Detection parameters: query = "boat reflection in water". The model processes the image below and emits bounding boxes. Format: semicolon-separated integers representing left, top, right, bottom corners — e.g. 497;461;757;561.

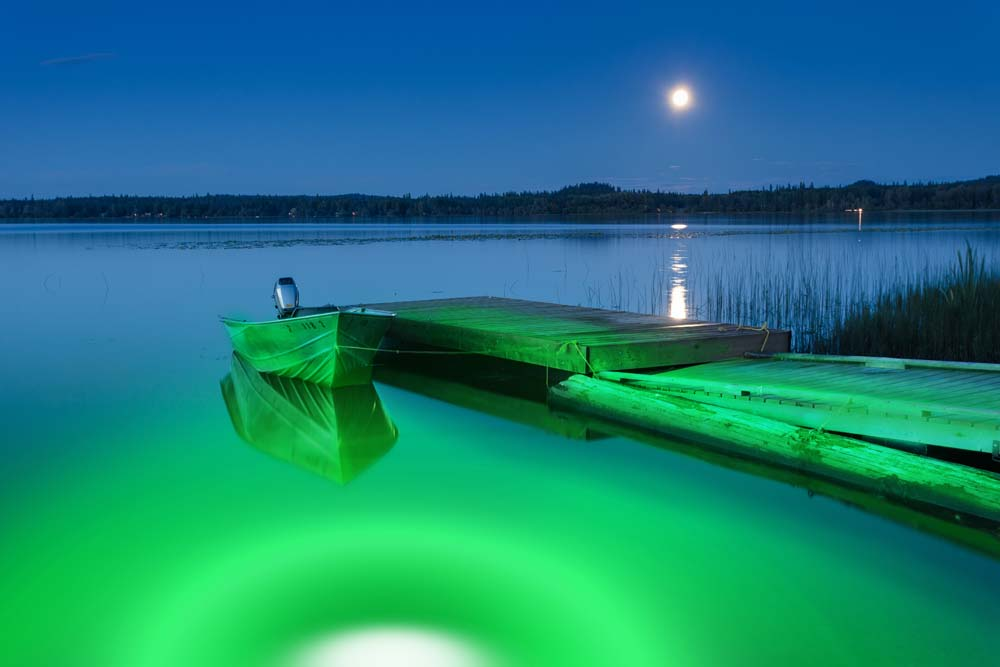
220;352;398;484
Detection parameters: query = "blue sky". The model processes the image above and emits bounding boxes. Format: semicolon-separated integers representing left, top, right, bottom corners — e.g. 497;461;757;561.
2;1;998;197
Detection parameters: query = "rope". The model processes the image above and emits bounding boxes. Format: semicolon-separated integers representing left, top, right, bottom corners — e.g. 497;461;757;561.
341;340;598;375
735;322;771;352
341;340;597;378
344;340;596;376
558;340;597;375
337;344;488;356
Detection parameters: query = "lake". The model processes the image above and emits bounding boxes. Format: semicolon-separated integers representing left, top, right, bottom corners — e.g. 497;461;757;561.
3;215;1000;666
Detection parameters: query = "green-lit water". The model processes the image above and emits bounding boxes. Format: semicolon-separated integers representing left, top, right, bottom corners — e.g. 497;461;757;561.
3;219;1000;666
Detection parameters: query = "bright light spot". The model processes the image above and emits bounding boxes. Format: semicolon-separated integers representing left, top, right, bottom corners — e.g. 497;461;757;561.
668;250;688;320
669;284;687;320
670;223;687;230
669;87;691;110
289;626;498;667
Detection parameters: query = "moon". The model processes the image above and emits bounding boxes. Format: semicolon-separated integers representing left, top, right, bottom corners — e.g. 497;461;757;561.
670;87;691;110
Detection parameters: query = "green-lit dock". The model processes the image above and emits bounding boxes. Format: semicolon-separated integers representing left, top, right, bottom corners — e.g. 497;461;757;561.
599;353;1000;456
549;352;1000;524
371;296;790;373
358;296;1000;526
550;372;1000;524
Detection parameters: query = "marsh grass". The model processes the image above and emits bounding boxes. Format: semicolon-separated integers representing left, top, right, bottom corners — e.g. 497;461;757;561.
817;245;1000;361
583;267;671;317
584;243;999;362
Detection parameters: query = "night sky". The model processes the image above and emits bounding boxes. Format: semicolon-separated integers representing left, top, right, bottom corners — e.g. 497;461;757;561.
2;1;998;197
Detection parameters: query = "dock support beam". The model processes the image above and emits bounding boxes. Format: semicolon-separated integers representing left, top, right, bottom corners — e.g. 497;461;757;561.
550;375;1000;522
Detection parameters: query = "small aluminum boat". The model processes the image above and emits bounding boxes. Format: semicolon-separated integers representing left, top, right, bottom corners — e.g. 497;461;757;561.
220;277;394;388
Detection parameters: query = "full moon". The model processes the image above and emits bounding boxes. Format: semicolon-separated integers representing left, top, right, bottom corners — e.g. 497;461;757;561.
670;87;691;109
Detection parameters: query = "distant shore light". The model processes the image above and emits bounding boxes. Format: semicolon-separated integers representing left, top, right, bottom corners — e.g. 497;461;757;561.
669;87;691;110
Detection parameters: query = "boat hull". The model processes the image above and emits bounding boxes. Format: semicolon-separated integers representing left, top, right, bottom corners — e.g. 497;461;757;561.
221;352;397;484
221;308;393;388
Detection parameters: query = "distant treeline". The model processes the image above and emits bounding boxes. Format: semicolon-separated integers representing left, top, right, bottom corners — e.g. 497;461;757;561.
4;177;1000;219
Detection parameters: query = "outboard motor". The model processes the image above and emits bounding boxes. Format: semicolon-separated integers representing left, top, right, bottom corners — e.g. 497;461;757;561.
273;277;299;318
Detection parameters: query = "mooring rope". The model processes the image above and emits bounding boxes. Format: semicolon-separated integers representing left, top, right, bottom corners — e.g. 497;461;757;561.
337;344;489;356
339;340;599;376
557;340;597;375
735;323;771;352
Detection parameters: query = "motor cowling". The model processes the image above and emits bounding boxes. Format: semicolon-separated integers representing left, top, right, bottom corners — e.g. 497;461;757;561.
273;277;299;318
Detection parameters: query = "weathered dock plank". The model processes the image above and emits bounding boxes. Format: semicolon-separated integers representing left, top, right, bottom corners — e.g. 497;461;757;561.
549;374;1000;522
599;355;1000;455
550;402;1000;560
370;296;790;373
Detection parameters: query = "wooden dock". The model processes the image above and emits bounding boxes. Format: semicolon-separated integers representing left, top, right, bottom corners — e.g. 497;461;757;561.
550;374;1000;523
370;296;790;373
368;343;1000;556
550;401;1000;560
599;353;1000;456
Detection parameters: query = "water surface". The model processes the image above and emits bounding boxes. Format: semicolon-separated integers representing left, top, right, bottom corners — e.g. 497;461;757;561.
3;216;1000;666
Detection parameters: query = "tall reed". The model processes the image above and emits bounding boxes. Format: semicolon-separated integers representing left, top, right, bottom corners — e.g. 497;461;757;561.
583;243;1000;362
816;245;1000;361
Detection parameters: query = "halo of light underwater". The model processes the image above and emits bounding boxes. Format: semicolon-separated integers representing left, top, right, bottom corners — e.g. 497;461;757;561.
289;626;494;667
5;225;1000;667
5;375;1000;667
116;515;668;667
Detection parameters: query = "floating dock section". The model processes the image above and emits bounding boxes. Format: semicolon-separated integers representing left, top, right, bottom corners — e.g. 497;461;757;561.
360;296;1000;524
371;296;790;373
599;353;1000;456
550;374;1000;523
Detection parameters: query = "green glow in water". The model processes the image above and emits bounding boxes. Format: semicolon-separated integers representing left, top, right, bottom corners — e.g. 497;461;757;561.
3;223;1000;666
5;379;1000;666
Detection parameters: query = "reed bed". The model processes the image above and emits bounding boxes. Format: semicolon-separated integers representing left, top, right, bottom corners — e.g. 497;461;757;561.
584;242;1000;362
818;246;1000;361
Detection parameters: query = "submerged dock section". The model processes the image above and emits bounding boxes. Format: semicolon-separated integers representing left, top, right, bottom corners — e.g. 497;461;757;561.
371;296;790;373
357;296;1000;525
550;374;1000;523
599;353;1000;456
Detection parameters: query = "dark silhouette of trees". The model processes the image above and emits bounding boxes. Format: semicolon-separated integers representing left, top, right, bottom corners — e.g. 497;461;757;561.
3;176;1000;219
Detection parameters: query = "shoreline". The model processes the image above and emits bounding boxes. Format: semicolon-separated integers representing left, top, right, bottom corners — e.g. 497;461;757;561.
4;177;999;221
3;209;1000;224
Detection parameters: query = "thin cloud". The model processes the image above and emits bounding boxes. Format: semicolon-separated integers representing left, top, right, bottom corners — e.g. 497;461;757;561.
41;52;116;66
660;181;709;193
593;174;715;193
594;176;659;187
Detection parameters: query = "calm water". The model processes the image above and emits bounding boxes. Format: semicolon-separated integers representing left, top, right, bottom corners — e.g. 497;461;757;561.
3;216;1000;666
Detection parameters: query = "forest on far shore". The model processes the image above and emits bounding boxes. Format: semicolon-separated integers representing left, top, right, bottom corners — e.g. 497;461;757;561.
3;176;1000;219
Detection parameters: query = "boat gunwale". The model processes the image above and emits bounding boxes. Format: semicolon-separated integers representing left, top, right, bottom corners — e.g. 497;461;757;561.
220;306;395;327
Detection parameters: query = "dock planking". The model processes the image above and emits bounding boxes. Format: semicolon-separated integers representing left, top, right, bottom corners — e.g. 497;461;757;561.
599;354;1000;456
550;374;1000;523
369;296;790;373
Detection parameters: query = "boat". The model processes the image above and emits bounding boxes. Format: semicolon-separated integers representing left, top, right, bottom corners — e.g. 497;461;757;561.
220;277;395;388
221;351;398;484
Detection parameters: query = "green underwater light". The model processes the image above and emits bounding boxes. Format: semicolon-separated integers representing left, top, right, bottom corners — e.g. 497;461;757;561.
116;514;668;667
